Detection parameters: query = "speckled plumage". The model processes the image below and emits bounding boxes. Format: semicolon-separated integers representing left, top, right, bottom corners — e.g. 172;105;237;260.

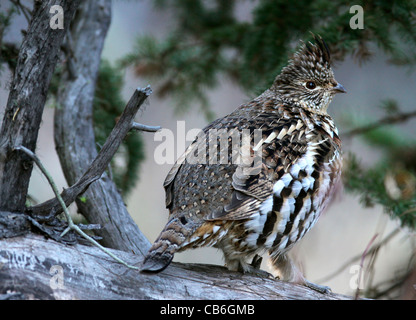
142;35;345;291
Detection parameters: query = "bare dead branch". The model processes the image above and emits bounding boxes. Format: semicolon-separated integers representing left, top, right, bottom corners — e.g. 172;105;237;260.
15;146;138;270
0;0;81;213
131;122;161;132
26;0;151;255
0;234;355;300
29;86;153;221
355;233;378;299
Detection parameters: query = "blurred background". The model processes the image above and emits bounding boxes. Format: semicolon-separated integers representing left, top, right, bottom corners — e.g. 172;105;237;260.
1;0;415;299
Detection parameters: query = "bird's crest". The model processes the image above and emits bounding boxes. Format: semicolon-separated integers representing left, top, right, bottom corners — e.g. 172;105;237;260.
274;34;334;86
294;34;331;68
305;34;331;64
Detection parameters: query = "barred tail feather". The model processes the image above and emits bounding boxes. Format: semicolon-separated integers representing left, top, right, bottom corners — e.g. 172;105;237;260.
141;245;174;272
141;218;188;272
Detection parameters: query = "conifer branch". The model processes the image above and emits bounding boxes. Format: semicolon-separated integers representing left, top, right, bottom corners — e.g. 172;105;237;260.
343;110;416;138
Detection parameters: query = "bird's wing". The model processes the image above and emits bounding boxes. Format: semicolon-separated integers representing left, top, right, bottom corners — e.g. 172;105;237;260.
163;117;224;208
205;116;310;221
163;140;197;208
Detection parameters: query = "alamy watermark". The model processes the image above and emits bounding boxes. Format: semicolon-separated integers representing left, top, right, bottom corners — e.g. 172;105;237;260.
49;4;364;31
49;265;65;290
49;5;64;29
350;5;364;30
349;264;365;290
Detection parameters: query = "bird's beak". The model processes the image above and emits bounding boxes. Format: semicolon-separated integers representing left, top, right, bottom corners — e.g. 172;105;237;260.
332;82;347;94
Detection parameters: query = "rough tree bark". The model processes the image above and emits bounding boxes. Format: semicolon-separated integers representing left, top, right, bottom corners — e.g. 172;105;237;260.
0;1;355;300
0;234;353;300
0;0;81;213
51;0;150;254
27;86;154;249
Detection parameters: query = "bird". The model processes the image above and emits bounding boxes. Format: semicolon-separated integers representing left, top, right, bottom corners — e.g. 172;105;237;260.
141;35;346;293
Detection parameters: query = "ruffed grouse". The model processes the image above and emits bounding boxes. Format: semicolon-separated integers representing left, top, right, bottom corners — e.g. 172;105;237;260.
141;35;346;293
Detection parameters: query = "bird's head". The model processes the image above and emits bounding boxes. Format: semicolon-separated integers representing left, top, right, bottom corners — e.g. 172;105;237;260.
272;35;346;113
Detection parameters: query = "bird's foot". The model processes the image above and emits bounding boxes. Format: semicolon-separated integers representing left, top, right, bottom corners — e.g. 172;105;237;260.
250;254;263;269
239;263;275;280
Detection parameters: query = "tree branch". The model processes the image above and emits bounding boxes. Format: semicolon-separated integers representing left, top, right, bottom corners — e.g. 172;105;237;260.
342;110;416;138
0;234;354;300
29;86;153;221
50;0;150;255
131;122;161;132
16;146;138;270
0;0;81;213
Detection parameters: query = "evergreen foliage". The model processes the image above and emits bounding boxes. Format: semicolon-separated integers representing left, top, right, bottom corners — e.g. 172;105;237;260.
122;0;416;106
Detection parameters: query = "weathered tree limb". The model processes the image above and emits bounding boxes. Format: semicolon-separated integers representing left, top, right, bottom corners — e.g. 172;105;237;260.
0;0;81;213
0;212;30;239
131;122;161;132
0;233;353;300
29;86;152;223
51;0;150;254
17;145;139;270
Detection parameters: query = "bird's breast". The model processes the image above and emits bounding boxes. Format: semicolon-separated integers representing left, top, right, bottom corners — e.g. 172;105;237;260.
230;134;342;255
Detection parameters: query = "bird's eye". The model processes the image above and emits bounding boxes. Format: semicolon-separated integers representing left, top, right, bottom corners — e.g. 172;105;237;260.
305;81;316;90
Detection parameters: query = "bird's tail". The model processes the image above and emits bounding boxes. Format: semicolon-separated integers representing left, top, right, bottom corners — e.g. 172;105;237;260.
141;243;174;272
141;218;189;272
